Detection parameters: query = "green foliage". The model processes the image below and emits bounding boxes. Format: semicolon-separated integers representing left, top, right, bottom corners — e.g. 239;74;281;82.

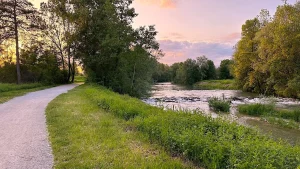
0;83;54;103
206;60;217;80
262;116;300;129
233;3;300;98
276;109;300;122
218;59;234;80
81;84;300;169
74;76;86;83
171;56;217;85
238;104;276;116
50;0;162;98
0;62;17;83
0;83;44;93
239;104;300;129
194;80;238;90
152;62;171;82
46;85;191;168
208;97;231;113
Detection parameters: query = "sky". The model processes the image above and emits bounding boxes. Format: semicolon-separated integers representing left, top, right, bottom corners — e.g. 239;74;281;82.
30;0;296;66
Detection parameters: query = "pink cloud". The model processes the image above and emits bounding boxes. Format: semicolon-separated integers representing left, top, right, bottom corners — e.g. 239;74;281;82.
221;32;241;43
159;51;187;64
158;40;234;66
137;0;177;8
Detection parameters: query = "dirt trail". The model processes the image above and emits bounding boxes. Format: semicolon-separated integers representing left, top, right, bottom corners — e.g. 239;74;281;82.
0;84;78;169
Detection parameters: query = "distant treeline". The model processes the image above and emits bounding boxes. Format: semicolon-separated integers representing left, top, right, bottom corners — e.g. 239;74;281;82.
233;2;300;98
153;57;233;85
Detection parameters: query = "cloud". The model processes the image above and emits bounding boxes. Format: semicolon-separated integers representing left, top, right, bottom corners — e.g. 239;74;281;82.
137;0;177;8
162;32;185;40
158;40;234;66
221;32;241;44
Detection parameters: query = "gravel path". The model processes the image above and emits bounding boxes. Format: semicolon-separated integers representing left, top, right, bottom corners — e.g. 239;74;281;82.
0;84;78;169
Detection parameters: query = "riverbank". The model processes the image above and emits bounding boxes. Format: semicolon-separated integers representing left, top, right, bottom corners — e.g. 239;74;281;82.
194;80;238;90
46;84;195;168
46;84;300;168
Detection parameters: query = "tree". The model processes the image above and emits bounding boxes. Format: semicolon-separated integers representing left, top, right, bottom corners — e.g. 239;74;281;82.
219;59;233;80
40;2;76;83
0;0;39;84
152;62;171;83
233;2;300;98
205;60;217;80
233;18;261;90
48;0;162;97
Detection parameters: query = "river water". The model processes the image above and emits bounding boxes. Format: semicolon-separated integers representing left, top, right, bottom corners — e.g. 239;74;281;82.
144;82;300;145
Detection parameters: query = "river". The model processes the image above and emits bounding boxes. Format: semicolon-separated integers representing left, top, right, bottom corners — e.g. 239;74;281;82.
144;82;300;145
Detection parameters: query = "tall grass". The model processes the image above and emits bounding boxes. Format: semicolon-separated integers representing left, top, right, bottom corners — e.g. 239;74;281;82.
238;104;276;116
46;85;192;168
238;104;300;122
277;109;300;122
84;84;300;169
208;97;231;113
0;83;44;93
194;80;238;90
238;104;300;129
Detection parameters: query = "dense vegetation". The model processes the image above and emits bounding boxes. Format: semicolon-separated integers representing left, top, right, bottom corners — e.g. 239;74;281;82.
208;98;231;113
46;85;194;168
67;84;300;169
233;3;300;98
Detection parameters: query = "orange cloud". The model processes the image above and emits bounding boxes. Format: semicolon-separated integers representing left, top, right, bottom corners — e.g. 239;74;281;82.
137;0;177;8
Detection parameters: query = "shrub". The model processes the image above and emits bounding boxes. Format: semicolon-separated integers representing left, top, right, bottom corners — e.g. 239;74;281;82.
238;104;275;116
208;97;231;113
277;109;300;122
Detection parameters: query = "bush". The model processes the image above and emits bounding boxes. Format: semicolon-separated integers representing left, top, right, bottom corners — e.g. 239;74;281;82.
208;98;231;113
238;104;276;116
83;84;300;169
277;109;300;122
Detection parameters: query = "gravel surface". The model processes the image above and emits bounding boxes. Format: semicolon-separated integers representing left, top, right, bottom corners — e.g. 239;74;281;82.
0;84;78;169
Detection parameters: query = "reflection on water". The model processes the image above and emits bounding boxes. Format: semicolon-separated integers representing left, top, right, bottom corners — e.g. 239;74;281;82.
144;82;300;145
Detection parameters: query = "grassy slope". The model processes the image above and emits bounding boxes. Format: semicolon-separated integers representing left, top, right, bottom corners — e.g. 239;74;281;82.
46;85;195;169
47;84;300;169
0;83;55;103
194;80;238;90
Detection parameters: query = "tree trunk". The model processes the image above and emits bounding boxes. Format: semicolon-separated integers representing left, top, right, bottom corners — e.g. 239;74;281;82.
71;56;75;83
131;62;137;91
67;46;71;83
67;23;71;83
13;0;21;84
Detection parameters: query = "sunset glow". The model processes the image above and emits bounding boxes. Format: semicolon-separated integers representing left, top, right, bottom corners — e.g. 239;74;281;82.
30;0;295;66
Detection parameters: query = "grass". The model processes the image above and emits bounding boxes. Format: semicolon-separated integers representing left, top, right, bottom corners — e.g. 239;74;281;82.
194;79;238;90
74;75;86;83
238;104;276;116
47;84;300;169
238;104;300;129
46;85;196;169
0;83;55;103
208;97;231;113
